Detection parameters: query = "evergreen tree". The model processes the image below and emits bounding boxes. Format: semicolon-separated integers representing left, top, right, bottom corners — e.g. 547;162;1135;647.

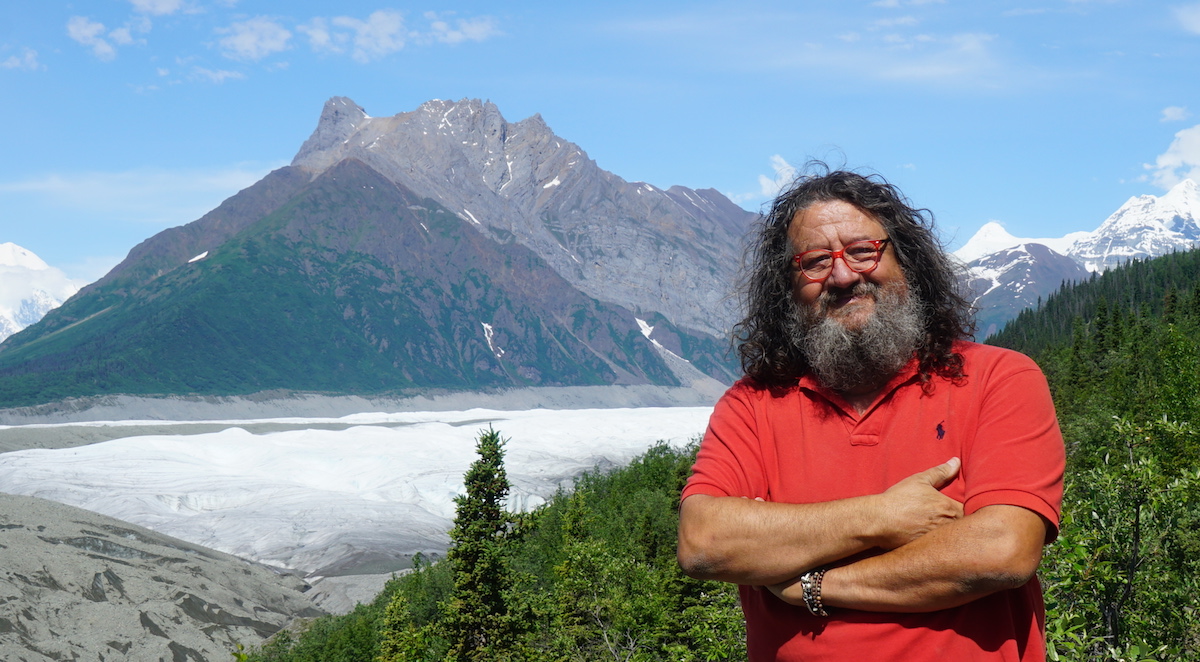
443;426;519;661
1163;286;1179;325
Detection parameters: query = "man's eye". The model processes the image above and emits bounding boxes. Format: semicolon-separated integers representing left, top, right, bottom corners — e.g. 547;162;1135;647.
846;247;877;258
801;254;831;270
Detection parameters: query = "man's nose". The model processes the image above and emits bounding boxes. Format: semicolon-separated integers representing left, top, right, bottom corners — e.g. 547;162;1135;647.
824;254;863;288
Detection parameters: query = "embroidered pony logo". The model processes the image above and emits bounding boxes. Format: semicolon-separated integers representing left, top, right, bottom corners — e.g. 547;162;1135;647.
936;422;946;440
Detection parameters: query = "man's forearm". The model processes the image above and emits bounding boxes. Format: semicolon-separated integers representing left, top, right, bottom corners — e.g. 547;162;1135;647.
678;458;965;586
678;493;886;586
770;504;1047;613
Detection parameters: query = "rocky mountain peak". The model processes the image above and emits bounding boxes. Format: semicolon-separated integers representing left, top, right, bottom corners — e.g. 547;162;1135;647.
286;97;756;336
291;97;370;171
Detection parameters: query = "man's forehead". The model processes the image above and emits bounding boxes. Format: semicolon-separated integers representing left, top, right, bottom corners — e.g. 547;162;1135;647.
787;200;886;246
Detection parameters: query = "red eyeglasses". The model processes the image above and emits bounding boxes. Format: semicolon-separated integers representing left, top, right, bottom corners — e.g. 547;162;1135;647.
792;238;891;282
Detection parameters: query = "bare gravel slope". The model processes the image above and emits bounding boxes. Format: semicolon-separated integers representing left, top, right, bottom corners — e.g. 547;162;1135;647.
0;493;324;662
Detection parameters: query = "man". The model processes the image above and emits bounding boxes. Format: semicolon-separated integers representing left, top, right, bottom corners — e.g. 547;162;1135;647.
677;168;1065;661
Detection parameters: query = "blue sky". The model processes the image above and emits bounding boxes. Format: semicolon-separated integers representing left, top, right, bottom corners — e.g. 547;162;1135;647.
2;1;1199;283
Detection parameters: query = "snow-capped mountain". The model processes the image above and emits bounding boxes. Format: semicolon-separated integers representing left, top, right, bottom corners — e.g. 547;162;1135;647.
0;243;80;342
956;179;1200;336
954;222;1089;264
1070;178;1200;272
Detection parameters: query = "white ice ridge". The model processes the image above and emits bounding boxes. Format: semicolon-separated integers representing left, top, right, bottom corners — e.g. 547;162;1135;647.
0;407;712;574
542;176;561;189
462;208;481;225
188;251;209;263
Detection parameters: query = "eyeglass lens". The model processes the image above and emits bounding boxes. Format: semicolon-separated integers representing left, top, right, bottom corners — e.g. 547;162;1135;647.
796;240;886;278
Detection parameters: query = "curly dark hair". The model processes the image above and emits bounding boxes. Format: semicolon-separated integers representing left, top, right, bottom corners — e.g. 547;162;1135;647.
735;164;975;388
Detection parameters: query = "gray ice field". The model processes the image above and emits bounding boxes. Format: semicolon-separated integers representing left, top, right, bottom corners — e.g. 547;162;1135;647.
0;385;719;612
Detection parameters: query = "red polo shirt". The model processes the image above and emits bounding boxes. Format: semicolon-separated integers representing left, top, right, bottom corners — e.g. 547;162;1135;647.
684;341;1065;661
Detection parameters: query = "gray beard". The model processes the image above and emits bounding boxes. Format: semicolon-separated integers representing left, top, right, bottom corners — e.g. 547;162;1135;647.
788;281;925;394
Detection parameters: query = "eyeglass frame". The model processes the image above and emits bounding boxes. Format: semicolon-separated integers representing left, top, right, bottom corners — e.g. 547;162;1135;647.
791;238;892;283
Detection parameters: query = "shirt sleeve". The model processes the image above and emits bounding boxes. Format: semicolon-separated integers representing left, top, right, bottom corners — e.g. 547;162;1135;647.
682;382;771;501
961;350;1066;543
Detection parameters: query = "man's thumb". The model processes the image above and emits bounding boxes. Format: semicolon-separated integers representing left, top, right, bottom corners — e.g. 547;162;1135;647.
927;457;961;486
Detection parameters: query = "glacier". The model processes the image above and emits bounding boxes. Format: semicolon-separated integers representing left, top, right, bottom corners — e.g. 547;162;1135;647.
0;406;712;578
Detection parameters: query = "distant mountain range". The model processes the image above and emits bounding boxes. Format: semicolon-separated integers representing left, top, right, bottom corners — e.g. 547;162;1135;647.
5;98;1197;394
0;98;752;407
956;178;1200;337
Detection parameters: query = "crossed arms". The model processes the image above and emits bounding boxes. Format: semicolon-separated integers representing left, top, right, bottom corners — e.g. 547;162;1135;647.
676;457;1050;613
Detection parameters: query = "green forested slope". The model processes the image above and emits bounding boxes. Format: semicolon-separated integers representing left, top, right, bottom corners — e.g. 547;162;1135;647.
0;159;741;407
989;247;1200;356
991;251;1200;660
238;436;743;662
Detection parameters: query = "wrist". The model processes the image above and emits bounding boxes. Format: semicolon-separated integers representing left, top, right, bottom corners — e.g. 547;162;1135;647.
799;568;829;617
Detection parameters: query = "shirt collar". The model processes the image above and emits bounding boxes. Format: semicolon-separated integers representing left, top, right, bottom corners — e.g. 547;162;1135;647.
797;355;922;416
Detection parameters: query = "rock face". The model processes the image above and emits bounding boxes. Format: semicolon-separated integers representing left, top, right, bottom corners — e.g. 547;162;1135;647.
0;493;323;662
0;99;745;407
963;243;1090;338
290;97;756;337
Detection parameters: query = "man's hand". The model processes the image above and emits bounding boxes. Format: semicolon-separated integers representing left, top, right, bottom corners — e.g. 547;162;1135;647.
678;458;966;586
869;457;964;549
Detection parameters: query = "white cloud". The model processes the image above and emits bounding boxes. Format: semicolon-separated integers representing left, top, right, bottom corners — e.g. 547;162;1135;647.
1146;124;1200;188
67;16;117;61
865;32;998;81
332;10;407;63
130;0;184;15
422;12;500;45
757;155;798;198
1177;4;1200;34
298;11;498;61
297;17;342;53
192;67;245;83
110;26;135;46
216;17;292;61
67;15;151;60
1162;106;1191;122
1;48;41;71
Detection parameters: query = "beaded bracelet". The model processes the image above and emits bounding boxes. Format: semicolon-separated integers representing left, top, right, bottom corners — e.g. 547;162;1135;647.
799;568;828;617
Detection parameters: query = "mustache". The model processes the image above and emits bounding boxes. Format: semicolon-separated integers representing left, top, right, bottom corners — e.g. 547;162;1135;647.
814;281;881;313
